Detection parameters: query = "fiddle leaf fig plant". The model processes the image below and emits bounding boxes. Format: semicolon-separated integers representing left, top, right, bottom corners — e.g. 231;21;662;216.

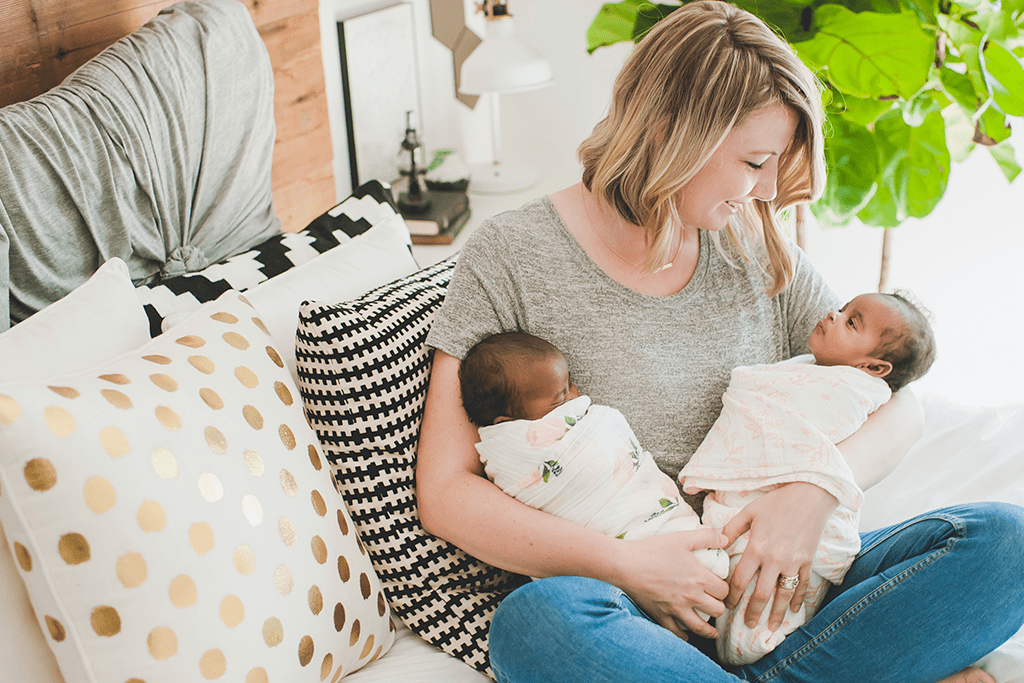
586;0;1024;234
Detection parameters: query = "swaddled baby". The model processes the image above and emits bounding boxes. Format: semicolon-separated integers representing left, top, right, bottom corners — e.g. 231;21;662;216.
680;291;937;666
459;331;730;587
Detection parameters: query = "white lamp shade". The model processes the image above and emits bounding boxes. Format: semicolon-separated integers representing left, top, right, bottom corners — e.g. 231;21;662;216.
460;17;553;95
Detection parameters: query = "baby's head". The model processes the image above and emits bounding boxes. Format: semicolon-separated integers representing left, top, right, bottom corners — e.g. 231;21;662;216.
809;292;936;392
459;332;580;426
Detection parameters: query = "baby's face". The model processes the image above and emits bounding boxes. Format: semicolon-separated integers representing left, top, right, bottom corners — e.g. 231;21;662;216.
809;293;902;368
519;354;580;421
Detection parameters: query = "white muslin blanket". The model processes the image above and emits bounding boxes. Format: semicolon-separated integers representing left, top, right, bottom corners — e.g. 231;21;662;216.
476;396;729;579
679;356;891;666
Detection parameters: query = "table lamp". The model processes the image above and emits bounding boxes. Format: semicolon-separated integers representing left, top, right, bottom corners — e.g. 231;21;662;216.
459;1;553;194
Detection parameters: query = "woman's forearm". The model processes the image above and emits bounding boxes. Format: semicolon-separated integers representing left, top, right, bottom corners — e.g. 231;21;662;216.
837;388;923;490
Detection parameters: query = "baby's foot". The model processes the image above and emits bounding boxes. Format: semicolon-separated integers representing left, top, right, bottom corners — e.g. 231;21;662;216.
934;666;995;683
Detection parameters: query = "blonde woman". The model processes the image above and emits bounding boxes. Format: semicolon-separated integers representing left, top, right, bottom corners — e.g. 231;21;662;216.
416;2;1024;681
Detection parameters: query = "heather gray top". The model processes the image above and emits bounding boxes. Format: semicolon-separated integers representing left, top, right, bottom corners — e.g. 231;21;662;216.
427;196;841;478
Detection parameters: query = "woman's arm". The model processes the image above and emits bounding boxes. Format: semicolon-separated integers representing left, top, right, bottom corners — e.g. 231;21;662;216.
839;387;923;491
416;350;730;638
722;387;924;630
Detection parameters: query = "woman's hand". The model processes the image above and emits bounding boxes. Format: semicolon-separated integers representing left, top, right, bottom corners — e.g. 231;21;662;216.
722;482;838;630
612;529;731;640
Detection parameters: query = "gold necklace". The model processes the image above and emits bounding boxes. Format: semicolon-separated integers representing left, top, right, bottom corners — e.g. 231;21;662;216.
580;185;678;274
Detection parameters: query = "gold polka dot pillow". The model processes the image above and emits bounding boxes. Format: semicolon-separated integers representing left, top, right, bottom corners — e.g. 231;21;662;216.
0;291;394;683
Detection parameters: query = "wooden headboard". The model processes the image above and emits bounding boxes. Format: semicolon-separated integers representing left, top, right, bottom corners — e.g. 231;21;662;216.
0;0;335;233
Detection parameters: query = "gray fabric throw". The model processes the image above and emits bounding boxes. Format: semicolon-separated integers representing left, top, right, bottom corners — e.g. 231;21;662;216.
0;0;281;331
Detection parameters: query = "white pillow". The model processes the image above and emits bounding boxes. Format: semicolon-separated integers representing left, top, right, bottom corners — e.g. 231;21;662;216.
0;258;151;382
241;214;419;386
0;291;395;683
0;256;150;683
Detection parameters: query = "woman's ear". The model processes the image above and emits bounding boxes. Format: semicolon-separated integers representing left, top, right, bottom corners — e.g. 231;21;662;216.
493;415;513;424
858;358;893;378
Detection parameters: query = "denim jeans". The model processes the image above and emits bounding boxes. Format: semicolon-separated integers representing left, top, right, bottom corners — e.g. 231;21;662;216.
488;502;1024;683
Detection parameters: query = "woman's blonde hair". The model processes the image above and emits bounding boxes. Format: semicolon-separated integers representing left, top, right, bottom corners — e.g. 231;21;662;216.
578;0;826;295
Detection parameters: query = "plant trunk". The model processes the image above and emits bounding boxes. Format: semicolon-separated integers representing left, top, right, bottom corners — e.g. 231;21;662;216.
795;203;807;251
878;228;893;292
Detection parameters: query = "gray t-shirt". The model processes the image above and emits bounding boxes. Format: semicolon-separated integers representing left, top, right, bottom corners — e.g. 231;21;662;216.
427;196;841;478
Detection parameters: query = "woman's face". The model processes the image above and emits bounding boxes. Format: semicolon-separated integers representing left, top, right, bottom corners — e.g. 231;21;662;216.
677;103;798;232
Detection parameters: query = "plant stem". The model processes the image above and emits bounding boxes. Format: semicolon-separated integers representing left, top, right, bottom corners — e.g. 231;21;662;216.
878;228;893;292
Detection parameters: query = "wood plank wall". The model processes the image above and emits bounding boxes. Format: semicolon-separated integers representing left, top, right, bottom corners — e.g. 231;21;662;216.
0;0;335;233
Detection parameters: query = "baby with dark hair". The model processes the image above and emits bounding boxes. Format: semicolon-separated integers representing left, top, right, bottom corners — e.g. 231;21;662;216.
460;330;731;589
682;290;936;665
806;291;936;393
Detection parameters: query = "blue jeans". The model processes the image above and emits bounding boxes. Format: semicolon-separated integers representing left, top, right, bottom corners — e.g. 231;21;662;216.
489;502;1024;683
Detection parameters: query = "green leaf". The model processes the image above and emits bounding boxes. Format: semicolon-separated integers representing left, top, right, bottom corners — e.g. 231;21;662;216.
587;0;643;54
874;109;951;219
960;44;993;104
815;114;879;225
941;102;977;161
732;0;817;42
974;104;1012;144
632;3;680;42
988;140;1022;182
936;14;983;51
898;0;937;25
940;65;980;111
832;93;896;125
950;0;986;10
902;90;943;125
974;4;1022;43
983;40;1024;116
793;6;935;99
857;179;901;226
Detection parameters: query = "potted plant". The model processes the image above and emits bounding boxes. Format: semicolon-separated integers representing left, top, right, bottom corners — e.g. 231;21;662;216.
587;0;1023;289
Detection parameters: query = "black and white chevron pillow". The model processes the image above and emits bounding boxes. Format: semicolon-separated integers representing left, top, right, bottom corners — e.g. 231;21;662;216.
137;180;399;336
294;256;529;679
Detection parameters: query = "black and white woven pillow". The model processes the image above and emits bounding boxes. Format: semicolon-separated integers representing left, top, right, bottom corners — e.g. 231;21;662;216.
295;257;529;679
137;180;399;336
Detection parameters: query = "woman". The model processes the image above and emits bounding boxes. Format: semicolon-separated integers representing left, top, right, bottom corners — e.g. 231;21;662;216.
416;2;1024;681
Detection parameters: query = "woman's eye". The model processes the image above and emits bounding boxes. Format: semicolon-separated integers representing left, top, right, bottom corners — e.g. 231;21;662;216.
746;161;764;170
847;319;855;328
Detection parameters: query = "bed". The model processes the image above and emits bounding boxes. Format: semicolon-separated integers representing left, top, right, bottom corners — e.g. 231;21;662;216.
0;2;1022;682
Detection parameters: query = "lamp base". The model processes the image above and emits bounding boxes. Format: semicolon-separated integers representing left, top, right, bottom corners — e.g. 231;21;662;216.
468;161;537;194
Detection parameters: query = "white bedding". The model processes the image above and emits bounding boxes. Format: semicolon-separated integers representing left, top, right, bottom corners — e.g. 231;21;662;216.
349;392;1024;682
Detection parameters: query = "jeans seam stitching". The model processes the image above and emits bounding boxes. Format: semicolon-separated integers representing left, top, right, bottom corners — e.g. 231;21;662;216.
750;514;964;683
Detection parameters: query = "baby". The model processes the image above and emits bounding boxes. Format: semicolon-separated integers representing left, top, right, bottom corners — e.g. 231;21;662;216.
680;291;937;666
459;331;731;585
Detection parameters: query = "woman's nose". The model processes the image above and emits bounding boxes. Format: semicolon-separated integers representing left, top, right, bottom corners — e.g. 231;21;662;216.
827;311;838;322
751;166;779;202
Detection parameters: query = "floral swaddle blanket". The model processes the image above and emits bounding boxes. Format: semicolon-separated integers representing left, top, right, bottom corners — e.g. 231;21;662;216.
476;396;729;579
679;355;892;666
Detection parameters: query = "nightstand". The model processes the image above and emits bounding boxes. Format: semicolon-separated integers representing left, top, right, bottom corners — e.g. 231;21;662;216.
410;184;555;267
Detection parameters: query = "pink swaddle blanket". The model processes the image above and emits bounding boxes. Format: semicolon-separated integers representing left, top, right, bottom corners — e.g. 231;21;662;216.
680;356;891;666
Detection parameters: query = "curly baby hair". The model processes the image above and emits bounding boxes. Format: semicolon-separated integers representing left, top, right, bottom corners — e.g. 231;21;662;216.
459;332;563;427
874;291;937;392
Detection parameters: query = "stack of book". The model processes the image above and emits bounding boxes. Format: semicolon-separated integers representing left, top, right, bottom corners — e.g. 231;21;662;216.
400;189;471;245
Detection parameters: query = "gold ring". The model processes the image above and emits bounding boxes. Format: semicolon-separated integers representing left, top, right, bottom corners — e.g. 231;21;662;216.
777;574;800;590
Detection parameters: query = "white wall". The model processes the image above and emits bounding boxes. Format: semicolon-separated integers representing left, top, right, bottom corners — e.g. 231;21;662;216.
322;0;1024;407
